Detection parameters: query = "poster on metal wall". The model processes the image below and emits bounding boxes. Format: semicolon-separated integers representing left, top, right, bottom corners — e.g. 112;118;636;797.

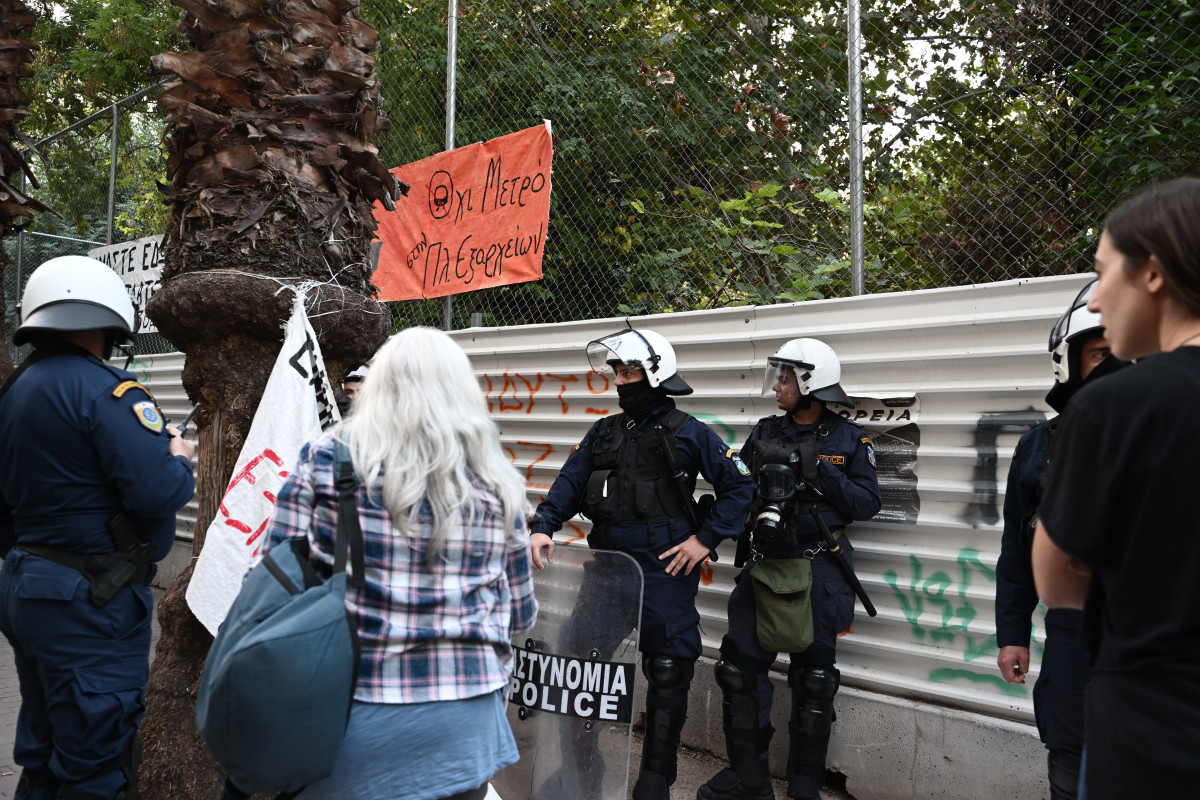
839;394;920;524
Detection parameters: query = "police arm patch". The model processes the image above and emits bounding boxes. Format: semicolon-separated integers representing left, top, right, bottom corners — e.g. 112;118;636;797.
113;380;153;400
132;401;164;433
726;448;751;476
861;437;877;469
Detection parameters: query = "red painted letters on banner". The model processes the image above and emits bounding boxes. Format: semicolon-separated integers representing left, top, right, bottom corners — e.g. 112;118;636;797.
373;122;554;301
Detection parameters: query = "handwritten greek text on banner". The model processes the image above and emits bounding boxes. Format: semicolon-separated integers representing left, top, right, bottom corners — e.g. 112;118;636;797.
186;293;340;635
373;121;553;301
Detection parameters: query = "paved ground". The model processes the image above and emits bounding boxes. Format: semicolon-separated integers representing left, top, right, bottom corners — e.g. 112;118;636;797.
0;593;849;800
636;737;852;800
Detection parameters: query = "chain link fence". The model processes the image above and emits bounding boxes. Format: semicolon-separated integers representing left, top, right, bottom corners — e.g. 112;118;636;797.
2;83;174;362
5;0;1200;354
366;0;1200;329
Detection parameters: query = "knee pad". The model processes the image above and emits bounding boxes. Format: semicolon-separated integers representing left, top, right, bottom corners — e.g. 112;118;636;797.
799;666;840;701
642;654;694;694
788;665;840;738
715;657;757;695
639;655;693;783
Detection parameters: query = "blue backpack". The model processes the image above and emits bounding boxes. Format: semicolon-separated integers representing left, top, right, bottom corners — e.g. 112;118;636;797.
196;442;365;799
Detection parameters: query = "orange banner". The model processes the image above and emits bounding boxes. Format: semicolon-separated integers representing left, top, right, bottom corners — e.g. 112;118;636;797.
373;122;553;301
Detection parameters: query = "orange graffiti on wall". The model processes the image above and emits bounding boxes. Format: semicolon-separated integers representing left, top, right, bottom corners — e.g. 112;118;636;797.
482;370;610;417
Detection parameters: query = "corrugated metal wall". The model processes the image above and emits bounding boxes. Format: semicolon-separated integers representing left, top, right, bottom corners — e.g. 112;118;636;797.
120;351;199;545
454;273;1093;726
145;273;1089;727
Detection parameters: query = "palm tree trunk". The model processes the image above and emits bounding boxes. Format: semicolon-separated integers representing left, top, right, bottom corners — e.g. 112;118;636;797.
139;0;399;793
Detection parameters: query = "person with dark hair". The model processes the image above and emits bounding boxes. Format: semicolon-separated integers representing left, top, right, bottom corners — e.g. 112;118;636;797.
0;256;196;800
337;364;370;415
995;280;1128;800
1033;177;1200;799
528;328;754;800
698;338;880;800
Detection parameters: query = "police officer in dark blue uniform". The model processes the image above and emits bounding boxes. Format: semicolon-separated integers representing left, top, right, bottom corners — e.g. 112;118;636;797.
699;338;880;800
0;256;196;800
995;280;1127;800
528;328;754;800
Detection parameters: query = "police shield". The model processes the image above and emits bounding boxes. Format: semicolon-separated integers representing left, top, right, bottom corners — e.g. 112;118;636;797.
492;546;643;800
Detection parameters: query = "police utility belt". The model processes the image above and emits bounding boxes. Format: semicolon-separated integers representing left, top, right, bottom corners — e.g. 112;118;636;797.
18;512;157;606
750;513;844;559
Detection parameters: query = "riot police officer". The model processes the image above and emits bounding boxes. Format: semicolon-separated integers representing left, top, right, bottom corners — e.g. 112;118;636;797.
995;279;1127;799
698;338;880;800
0;256;196;800
528;328;754;800
338;364;369;415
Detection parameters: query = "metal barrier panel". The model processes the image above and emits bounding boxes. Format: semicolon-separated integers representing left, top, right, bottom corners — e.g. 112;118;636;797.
144;273;1086;724
453;273;1093;725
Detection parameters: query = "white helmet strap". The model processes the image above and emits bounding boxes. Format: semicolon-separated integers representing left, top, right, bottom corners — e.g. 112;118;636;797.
623;329;662;376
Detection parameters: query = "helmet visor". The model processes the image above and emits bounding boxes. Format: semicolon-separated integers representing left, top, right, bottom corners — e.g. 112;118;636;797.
586;330;657;375
762;357;815;399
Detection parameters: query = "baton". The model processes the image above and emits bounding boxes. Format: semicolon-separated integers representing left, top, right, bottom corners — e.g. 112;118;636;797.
802;483;877;617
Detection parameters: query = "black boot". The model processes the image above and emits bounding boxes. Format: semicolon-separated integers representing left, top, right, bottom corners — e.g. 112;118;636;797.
786;665;839;800
697;639;776;800
697;759;776;800
785;731;829;800
633;655;694;800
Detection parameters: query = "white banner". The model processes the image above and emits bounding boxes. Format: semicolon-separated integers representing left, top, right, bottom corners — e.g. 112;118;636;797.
88;234;165;335
186;293;341;635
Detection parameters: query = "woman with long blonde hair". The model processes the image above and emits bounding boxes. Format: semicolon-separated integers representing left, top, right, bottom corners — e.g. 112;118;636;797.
262;326;537;800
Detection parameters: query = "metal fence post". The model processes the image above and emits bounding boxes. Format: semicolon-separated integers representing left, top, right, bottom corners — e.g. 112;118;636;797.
847;0;865;296
441;0;458;331
107;105;120;246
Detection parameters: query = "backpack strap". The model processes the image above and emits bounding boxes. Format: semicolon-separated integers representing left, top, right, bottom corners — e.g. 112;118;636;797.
658;407;690;436
332;441;366;591
651;410;701;530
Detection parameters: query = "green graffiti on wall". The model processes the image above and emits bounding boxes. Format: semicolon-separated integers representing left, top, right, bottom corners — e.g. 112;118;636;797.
927;668;1027;697
882;547;998;662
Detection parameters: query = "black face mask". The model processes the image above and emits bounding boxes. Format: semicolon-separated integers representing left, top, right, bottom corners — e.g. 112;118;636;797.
1082;353;1130;386
788;395;814;414
1045;351;1131;412
617;380;668;418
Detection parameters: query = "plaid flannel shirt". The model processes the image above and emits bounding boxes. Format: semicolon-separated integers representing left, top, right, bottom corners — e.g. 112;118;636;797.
262;433;539;704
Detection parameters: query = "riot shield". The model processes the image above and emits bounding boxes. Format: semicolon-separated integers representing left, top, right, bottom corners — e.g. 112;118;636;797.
493;546;643;800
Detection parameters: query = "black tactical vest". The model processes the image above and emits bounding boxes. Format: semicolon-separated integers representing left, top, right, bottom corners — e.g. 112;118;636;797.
580;409;692;524
749;412;842;537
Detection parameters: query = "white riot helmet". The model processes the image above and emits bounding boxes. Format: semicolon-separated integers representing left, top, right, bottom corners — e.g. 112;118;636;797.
762;338;852;407
586;328;693;395
14;255;137;347
1048;279;1103;386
